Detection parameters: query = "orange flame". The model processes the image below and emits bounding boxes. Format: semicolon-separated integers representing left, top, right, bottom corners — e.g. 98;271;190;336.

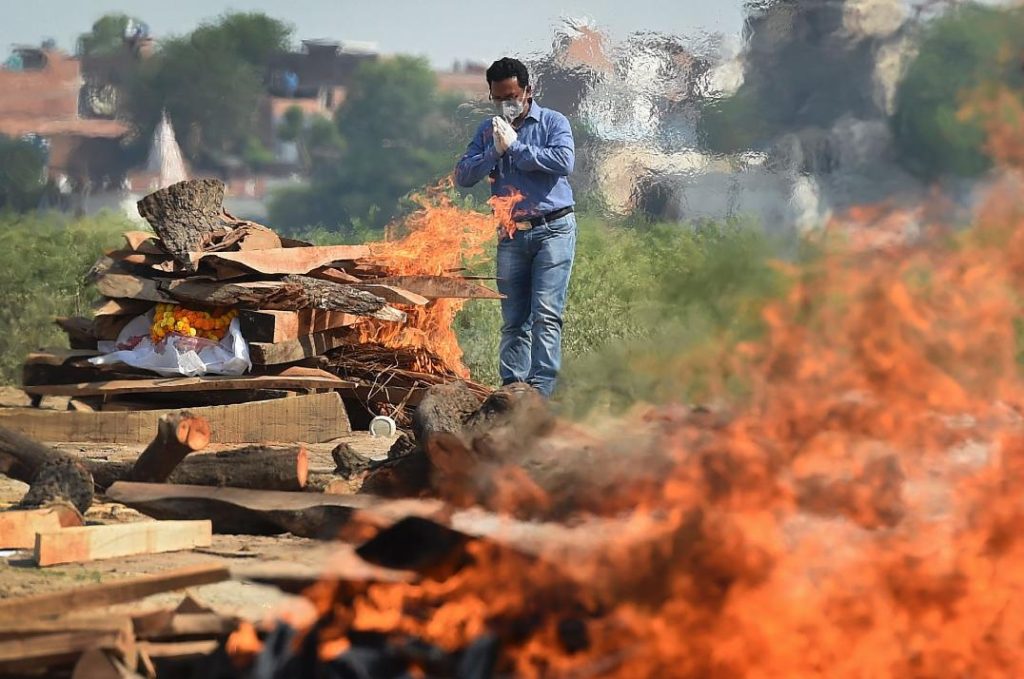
356;183;522;378
235;87;1024;679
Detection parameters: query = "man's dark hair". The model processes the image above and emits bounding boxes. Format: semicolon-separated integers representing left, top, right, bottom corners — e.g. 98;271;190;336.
486;57;529;88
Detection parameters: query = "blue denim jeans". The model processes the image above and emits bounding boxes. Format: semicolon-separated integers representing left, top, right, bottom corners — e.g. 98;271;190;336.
496;213;577;397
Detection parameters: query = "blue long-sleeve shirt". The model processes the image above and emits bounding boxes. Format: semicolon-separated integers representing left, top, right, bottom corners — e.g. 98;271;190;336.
454;101;575;220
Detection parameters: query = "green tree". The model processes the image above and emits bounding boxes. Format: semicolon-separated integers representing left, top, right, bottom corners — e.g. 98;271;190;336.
892;4;1024;179
122;13;293;164
0;136;45;212
270;56;464;232
77;13;143;56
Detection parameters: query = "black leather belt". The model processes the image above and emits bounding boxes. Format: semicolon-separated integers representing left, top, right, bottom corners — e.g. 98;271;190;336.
518;206;574;228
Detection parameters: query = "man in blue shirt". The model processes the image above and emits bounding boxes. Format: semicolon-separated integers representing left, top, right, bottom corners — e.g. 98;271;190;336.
455;57;576;398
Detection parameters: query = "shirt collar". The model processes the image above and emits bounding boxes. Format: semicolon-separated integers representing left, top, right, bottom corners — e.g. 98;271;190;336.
524;100;541;122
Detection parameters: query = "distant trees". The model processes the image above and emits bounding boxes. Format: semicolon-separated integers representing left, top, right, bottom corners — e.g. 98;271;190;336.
892;4;1024;179
269;56;469;233
76;13;145;56
0;137;46;212
121;13;293;164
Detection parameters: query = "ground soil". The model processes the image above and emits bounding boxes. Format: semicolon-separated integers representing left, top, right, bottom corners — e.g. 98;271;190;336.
0;386;396;622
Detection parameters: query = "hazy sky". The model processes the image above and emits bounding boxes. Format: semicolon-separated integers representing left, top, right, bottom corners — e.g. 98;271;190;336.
1;0;746;67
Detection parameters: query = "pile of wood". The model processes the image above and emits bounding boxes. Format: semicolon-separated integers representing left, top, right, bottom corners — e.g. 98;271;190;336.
21;178;496;429
0;564;237;678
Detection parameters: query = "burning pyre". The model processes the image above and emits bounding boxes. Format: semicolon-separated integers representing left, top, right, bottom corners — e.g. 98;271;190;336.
221;96;1024;679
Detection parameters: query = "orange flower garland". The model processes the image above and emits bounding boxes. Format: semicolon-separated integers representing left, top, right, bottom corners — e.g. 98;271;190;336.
150;303;238;343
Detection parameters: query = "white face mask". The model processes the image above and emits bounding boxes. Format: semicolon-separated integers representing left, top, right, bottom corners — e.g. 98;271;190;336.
497;97;526;122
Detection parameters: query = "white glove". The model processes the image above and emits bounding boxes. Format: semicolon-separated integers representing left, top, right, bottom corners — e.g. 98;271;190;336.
493;116;517;155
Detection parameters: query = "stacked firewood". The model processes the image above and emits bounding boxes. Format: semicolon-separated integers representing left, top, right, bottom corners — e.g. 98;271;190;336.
22;179;495;426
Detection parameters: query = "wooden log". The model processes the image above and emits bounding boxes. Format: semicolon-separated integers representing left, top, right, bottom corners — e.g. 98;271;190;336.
239;309;360;343
0;426;94;514
21;373;358;398
191;245;371;275
105;482;447;539
130;412;210;483
34;520;213;566
346;284;428;306
0;505;85;549
92;298;154;317
371;275;502;300
95;274;173;304
86;446;308;492
0;393;351;444
0;563;230;621
136;179;230;269
247;329;353;365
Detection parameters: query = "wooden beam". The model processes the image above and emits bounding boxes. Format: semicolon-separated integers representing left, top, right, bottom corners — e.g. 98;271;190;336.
105;482;447;539
0;625;134;668
0;564;230;621
21;373;358;398
191;245;371;275
371;275;502;300
240;309;360;343
34;520;213;566
248;329;353;365
0;392;350;444
0;505;84;549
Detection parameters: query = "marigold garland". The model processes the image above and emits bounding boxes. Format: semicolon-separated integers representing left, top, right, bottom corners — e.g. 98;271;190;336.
150;303;238;343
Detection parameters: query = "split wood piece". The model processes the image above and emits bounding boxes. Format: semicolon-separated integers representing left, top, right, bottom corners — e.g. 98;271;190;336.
136;179;231;269
0;392;350;444
123;231;164;255
21;373;358;398
310;266;360;284
130;412;211;483
0;563;229;621
248;329;353;366
34;520;213;567
105;482;448;540
190;245;371;275
0;426;95;513
240;309;360;343
93;298;155;317
95;274;174;304
233;543;414;593
23;362;150;389
0;504;84;549
56;316;99;349
105;249;174;269
87;446;308;492
345;284;428;306
138;640;218;659
132;612;237;641
0;621;136;672
371;275;502;300
25;349;103;366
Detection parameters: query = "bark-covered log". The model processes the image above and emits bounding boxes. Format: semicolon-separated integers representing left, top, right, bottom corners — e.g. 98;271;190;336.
136;179;229;269
0;426;94;513
88;447;308;492
130;412;211;483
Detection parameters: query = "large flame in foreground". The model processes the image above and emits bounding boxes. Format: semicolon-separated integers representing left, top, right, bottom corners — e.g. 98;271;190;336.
232;97;1024;677
356;185;522;378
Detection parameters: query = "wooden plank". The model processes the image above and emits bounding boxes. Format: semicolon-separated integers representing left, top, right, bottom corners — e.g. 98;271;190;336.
248;328;353;365
35;520;213;566
25;350;102;366
190;245;371;275
0;506;84;549
0;626;133;667
0;564;230;621
105;482;447;540
95;274;174;303
371;275;502;300
0;392;350;444
347;284;429;306
239;309;360;343
22;373;358;398
138;640;218;659
310;266;361;284
92;298;154;317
